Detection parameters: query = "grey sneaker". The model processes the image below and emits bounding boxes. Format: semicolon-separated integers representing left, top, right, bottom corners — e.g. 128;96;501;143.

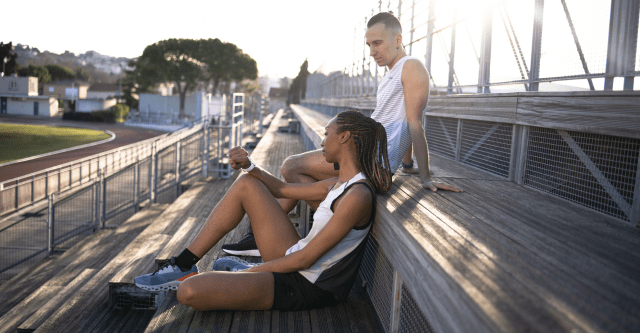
213;256;260;272
134;258;198;291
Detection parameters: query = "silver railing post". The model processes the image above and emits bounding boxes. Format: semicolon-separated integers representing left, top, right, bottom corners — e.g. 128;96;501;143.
47;193;55;255
529;0;544;92
478;7;493;93
447;9;458;95
175;141;182;197
150;141;157;203
203;121;210;178
133;155;139;213
95;172;101;228
100;171;106;229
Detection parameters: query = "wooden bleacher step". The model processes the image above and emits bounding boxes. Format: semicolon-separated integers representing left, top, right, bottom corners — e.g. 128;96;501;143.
108;176;240;311
17;268;97;333
27;179;234;332
0;204;168;333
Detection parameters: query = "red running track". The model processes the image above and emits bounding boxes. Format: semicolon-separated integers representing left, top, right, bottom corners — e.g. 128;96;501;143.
0;116;168;183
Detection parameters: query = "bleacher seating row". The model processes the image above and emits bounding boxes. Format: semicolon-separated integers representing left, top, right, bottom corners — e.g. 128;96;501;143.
290;103;640;333
1;103;638;332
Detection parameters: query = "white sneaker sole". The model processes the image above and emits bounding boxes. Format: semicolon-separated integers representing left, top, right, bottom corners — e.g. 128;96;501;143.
222;249;261;257
135;280;182;291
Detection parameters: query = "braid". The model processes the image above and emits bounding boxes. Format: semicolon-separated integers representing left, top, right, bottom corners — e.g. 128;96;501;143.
336;110;392;193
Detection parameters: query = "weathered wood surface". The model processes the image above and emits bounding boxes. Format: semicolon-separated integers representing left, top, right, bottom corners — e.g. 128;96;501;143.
0;204;167;333
293;103;640;332
304;91;640;139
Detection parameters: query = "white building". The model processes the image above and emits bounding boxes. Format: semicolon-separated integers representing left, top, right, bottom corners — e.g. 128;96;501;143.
0;74;59;117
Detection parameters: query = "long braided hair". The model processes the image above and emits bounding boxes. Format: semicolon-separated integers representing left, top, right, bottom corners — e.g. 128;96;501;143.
335;110;392;193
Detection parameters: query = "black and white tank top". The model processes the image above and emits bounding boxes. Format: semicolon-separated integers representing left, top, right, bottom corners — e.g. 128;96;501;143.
286;172;375;299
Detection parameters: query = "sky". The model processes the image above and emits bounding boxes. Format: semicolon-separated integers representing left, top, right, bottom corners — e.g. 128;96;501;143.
3;0;374;79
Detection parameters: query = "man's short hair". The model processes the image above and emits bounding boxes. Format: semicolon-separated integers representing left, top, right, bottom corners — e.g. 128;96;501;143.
367;12;402;35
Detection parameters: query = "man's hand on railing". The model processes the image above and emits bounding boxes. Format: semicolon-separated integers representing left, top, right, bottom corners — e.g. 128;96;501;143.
422;179;463;193
229;146;251;170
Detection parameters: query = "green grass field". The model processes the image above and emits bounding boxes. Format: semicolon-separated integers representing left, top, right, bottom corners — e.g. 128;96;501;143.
0;123;111;164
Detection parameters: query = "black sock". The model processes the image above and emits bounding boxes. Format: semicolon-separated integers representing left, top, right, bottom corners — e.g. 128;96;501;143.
174;249;200;271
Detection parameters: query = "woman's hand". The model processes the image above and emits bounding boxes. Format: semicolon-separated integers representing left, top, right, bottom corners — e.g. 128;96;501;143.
229;146;252;170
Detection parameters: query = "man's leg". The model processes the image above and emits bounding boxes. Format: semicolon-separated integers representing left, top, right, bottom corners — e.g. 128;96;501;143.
279;148;339;212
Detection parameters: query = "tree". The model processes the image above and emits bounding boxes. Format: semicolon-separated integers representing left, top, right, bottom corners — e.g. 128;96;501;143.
46;64;75;81
74;67;91;82
0;42;19;75
197;39;258;95
288;59;310;104
129;38;258;119
133;39;204;119
17;65;51;89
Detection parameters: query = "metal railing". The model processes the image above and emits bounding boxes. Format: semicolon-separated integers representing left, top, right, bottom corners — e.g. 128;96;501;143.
305;0;640;98
0;93;256;281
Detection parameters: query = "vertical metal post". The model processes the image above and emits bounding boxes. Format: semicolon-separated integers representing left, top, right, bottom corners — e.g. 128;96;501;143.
508;124;522;182
150;141;157;203
604;0;640;91
529;0;544;92
390;270;404;333
133;156;139;213
30;175;35;204
175;142;182;197
203;121;210;178
455;119;463;162
515;126;530;184
478;7;493;93
425;0;435;82
447;9;458;95
100;171;106;228
409;0;416;56
47;193;55;255
631;146;640;226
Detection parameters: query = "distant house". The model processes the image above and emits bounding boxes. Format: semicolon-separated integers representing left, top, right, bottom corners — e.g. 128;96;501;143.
0;74;59;117
268;87;288;114
43;79;90;100
87;83;122;100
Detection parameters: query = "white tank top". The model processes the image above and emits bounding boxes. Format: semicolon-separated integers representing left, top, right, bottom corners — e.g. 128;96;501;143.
371;56;421;171
286;172;372;284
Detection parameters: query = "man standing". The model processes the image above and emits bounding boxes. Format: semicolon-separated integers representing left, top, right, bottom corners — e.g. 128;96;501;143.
221;12;460;256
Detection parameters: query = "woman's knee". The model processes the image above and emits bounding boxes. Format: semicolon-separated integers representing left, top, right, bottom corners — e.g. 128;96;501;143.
176;280;197;307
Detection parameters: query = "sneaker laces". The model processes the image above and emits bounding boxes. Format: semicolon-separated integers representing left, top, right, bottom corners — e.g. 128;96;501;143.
152;258;178;276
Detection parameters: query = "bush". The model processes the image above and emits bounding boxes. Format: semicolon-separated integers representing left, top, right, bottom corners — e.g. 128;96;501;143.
62;112;92;121
91;110;116;123
113;104;129;122
62;104;130;123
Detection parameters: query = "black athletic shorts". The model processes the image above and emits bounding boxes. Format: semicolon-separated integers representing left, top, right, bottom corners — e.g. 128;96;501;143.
272;272;341;311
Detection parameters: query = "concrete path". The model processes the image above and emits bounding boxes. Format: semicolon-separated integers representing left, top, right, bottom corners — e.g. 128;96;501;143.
0;115;168;182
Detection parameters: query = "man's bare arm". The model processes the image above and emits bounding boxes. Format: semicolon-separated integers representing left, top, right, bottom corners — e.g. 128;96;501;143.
401;60;462;193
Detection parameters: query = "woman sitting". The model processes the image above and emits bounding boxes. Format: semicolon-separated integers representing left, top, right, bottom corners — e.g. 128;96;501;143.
134;110;392;311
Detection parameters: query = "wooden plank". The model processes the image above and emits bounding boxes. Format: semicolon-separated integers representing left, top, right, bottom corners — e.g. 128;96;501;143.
17;268;97;333
109;233;171;286
516;95;640;138
395;177;627;330
155;217;204;265
426;96;518;124
0;204;167;330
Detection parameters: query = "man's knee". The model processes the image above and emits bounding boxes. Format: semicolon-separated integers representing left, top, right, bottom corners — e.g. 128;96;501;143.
281;155;302;183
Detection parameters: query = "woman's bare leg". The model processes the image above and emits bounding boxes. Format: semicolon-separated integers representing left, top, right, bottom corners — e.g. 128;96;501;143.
177;271;274;311
279;149;338;212
187;173;301;262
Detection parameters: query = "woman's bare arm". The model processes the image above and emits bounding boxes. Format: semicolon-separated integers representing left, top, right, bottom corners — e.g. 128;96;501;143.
229;146;335;201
